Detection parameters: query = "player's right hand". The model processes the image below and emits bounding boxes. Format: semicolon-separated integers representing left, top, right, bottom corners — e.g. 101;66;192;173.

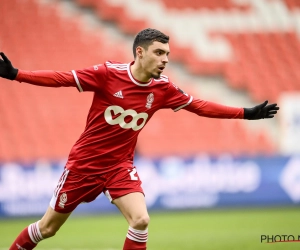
0;52;18;80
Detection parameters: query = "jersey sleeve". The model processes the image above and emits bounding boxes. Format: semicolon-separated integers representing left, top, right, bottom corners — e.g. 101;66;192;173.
16;70;77;88
71;63;107;92
184;98;244;119
162;82;193;111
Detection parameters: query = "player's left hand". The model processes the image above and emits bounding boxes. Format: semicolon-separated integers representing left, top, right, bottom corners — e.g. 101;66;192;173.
244;100;279;120
0;52;18;80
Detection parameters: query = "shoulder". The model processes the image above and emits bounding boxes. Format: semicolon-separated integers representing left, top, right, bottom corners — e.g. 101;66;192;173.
105;61;129;72
153;74;170;83
153;75;180;91
152;75;173;90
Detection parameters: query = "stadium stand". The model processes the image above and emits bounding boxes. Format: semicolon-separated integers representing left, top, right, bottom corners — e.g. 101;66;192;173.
0;0;284;162
284;0;300;10
0;0;129;161
160;0;251;11
74;0;300;102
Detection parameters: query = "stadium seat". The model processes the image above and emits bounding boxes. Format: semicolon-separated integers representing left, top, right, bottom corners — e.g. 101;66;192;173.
284;0;300;10
0;0;279;161
160;0;250;11
0;0;130;161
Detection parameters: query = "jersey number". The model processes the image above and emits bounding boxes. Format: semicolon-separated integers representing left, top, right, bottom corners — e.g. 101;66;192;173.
129;168;138;181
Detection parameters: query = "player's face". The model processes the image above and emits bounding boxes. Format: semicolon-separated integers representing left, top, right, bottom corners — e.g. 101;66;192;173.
142;41;170;79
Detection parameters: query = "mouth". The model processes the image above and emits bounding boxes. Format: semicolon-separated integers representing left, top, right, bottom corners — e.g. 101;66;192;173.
158;66;165;73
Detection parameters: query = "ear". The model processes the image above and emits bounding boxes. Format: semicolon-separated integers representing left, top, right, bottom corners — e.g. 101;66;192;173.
136;46;144;59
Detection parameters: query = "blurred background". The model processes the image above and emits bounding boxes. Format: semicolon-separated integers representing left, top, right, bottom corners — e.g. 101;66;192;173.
0;0;300;249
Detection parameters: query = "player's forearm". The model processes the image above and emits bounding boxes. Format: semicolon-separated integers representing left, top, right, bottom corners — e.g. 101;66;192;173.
15;70;76;88
184;99;244;119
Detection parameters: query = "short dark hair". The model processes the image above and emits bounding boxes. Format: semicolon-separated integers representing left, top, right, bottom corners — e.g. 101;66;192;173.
132;28;169;58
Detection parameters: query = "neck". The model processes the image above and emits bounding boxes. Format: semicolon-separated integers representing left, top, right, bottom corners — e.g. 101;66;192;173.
130;60;151;82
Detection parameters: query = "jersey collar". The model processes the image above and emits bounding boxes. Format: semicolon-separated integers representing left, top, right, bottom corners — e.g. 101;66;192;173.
127;61;153;87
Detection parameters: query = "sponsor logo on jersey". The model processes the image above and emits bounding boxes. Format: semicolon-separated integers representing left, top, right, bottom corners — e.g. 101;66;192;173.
104;105;148;131
58;192;67;208
146;93;154;109
114;90;124;99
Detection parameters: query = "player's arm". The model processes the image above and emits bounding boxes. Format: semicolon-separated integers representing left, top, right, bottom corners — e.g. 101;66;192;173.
163;81;279;120
0;52;77;88
184;99;279;120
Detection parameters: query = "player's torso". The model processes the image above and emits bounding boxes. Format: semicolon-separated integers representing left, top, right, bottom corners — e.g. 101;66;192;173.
67;62;171;173
91;62;169;132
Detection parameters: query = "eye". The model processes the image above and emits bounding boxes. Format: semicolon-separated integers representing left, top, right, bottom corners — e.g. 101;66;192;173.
156;51;163;55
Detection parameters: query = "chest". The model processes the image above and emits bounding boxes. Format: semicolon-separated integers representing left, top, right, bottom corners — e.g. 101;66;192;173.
102;78;166;114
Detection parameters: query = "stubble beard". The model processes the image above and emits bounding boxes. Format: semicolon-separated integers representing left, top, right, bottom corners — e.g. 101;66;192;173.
151;72;161;79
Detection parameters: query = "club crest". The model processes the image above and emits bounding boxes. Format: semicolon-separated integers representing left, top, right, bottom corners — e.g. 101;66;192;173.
58;192;67;208
146;93;154;109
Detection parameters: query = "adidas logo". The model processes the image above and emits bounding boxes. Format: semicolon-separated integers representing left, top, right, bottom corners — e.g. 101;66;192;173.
113;91;124;99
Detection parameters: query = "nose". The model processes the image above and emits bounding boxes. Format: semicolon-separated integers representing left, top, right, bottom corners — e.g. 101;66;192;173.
162;55;169;64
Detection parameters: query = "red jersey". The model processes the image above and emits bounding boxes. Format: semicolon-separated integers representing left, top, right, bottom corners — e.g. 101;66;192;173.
16;61;244;175
67;61;193;174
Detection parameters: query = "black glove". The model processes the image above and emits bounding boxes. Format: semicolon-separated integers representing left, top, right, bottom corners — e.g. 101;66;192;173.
0;52;18;80
244;100;279;120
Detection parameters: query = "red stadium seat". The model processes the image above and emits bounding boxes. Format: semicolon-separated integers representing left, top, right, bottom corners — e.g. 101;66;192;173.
284;0;300;10
0;0;130;161
74;1;300;101
160;0;250;11
0;0;279;161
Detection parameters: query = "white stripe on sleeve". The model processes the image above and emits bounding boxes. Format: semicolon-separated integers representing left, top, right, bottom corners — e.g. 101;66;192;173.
173;96;193;112
71;70;83;92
